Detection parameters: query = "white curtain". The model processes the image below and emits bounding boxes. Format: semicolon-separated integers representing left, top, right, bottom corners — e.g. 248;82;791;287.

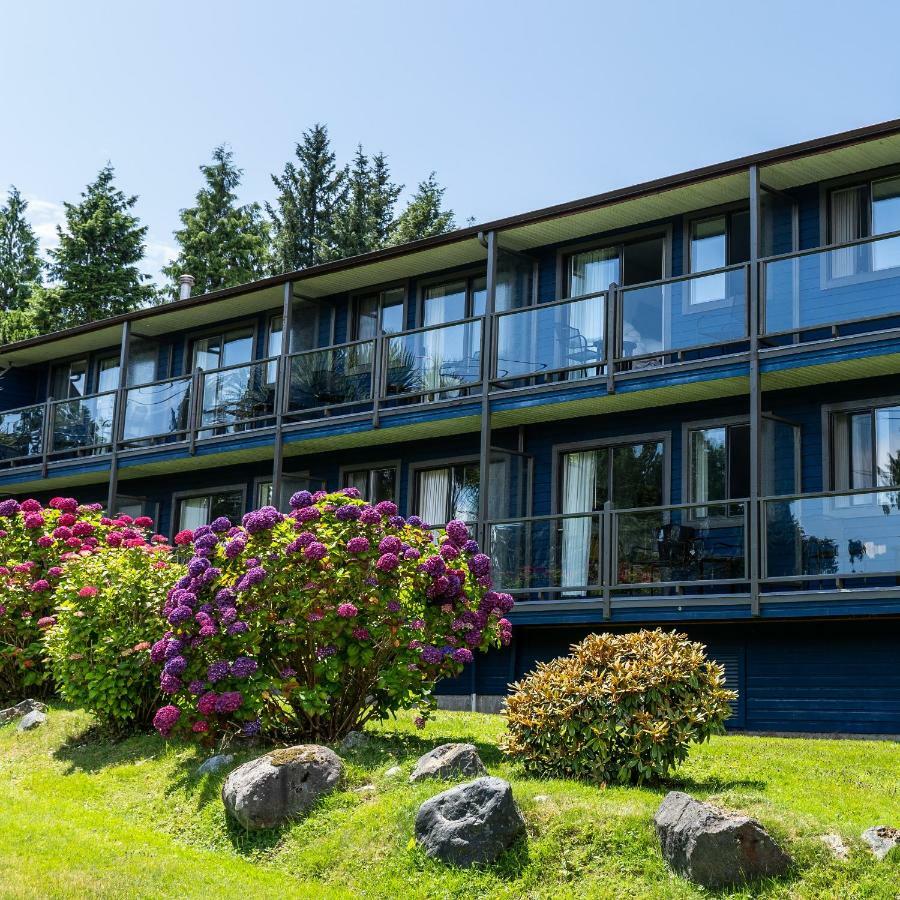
561;451;597;594
567;250;616;374
418;468;450;527
831;187;862;277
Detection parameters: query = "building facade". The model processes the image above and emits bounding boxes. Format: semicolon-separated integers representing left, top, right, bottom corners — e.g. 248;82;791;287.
2;121;900;733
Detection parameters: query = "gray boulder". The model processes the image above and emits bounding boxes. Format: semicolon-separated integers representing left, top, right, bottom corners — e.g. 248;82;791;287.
654;791;792;888
415;776;526;867
197;753;234;776
862;825;900;861
222;744;343;830
17;710;46;731
340;731;369;752
0;699;46;726
409;743;486;783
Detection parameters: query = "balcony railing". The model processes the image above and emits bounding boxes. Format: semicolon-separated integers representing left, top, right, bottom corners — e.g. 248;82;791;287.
615;266;749;370
49;391;116;457
0;402;44;465
122;375;192;447
198;357;277;437
285;339;375;420
763;229;900;339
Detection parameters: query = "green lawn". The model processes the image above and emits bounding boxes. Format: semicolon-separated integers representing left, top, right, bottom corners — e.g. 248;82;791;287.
1;707;897;899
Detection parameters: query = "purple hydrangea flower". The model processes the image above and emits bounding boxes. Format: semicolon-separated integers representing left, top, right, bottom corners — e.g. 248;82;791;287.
421;556;445;577
160;672;182;694
150;639;168;664
230;657;258;678
0;499;21;517
388;515;405;527
163;655;187;676
188;680;205;695
359;507;381;525
294;531;316;548
468;553;492;577
378;535;402;554
168;605;193;625
351;627;370;640
406;515;425;528
376;552;399;572
346;536;370;554
421;646;443;665
225;536;247;559
215;691;243;714
336;504;361;521
227;621;249;635
289;490;313;509
241;719;261;736
440;543;460;560
215;588;236;606
187;557;210;577
294;506;320;523
316;644;336;659
386;600;401;612
452;648;474;664
463;539;480;554
210;516;232;533
445;520;469;546
207;660;230;683
374;500;397;518
403;548;421;561
193;533;219;551
153;705;180;736
163;638;184;660
337;602;358;618
304;541;327;560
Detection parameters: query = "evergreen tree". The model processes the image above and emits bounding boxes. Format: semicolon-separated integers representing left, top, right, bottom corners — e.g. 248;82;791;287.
0;186;43;313
267;123;346;271
163;146;271;296
33;165;154;332
368;151;403;249
389;172;455;245
330;145;373;259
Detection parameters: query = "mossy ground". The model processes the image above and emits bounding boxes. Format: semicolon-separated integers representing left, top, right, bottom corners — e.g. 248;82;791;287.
1;705;897;899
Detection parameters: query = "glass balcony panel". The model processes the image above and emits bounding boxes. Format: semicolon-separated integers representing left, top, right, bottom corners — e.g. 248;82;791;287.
764;232;900;334
122;376;191;444
618;267;747;365
764;489;900;578
615;502;747;585
199;360;276;436
50;392;116;454
489;514;600;598
494;295;605;385
384;320;482;400
0;404;44;462
288;341;374;416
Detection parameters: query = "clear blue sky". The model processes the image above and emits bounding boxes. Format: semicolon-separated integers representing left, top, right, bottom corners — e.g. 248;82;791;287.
2;0;899;283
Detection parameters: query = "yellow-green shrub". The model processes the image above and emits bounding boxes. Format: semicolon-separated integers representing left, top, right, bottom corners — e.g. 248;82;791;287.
503;629;736;784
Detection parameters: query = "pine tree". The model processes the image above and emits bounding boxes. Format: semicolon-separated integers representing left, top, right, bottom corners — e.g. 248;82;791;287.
163;146;271;296
368;152;403;249
330;145;373;259
0;186;43;313
389;172;455;245
267;124;346;271
33;165;154;332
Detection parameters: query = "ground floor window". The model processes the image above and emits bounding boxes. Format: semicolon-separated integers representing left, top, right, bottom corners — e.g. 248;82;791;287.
687;423;750;504
256;474;316;511
414;461;479;527
341;464;398;504
175;488;244;532
832;403;900;490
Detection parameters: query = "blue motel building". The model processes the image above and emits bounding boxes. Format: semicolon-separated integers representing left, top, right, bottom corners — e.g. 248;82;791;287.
2;120;900;733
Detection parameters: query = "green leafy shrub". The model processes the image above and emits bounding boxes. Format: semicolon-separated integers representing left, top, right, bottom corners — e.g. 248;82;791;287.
151;489;512;743
44;542;181;730
503;629;735;784
0;497;164;700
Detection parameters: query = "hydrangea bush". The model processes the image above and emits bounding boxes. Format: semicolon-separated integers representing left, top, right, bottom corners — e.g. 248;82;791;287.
152;489;512;742
0;497;164;699
44;540;181;730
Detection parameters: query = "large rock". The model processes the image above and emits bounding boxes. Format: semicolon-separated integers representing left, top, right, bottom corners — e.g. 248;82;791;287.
197;753;234;776
654;791;792;888
862;825;900;861
17;710;46;731
409;743;486;783
222;744;343;830
415;776;526;867
0;699;47;726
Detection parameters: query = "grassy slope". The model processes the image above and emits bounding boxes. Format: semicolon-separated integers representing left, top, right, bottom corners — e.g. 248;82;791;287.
0;707;897;900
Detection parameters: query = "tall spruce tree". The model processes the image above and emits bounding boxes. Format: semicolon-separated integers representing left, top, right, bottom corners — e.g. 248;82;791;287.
389;172;455;245
0;187;43;313
267;124;346;271
163;146;271;295
368;151;403;249
33;165;154;332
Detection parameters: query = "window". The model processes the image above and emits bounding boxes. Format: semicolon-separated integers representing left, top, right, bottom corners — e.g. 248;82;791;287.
829;175;900;273
50;359;88;399
191;325;255;371
342;465;398;504
422;275;486;326
96;357;120;393
175;488;245;532
114;496;158;522
833;404;900;490
688;211;749;305
687;424;750;504
127;342;159;387
255;474;314;511
565;235;666;298
353;287;405;340
414;462;480;526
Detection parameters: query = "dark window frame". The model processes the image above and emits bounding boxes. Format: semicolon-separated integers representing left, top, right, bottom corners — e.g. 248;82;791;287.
348;281;409;341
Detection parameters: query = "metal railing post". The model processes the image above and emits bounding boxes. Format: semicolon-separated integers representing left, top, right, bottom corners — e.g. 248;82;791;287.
106;320;131;513
271;281;292;508
372;332;383;429
477;230;497;549
605;283;617;394
188;367;202;456
749;164;762;616
602;501;613;619
40;397;52;477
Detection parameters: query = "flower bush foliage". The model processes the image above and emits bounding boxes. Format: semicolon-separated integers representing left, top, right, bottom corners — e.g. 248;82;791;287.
0;497;164;699
44;540;180;730
151;489;512;742
503;629;736;784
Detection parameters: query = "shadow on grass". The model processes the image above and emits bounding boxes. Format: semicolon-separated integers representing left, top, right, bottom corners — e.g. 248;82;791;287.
346;729;506;769
53;724;170;774
663;774;769;795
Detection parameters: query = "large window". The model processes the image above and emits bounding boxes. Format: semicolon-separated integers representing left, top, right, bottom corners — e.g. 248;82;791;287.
352;287;405;339
50;359;88;399
565;235;666;298
687;424;750;504
688;211;749;305
832;404;900;490
422;275;486;326
175;488;245;532
414;462;480;527
255;475;315;511
192;325;255;371
342;464;398;504
829;175;900;272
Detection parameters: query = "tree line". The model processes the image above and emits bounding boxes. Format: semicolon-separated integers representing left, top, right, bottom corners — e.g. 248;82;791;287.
0;124;456;341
